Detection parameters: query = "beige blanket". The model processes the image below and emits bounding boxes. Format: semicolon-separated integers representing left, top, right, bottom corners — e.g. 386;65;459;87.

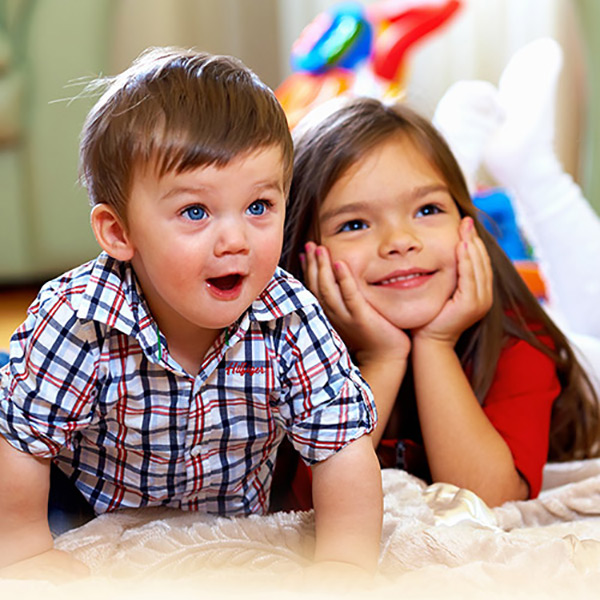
4;460;600;599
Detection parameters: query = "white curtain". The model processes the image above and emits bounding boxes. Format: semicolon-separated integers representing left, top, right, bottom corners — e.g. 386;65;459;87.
276;0;584;181
405;0;584;180
110;0;584;181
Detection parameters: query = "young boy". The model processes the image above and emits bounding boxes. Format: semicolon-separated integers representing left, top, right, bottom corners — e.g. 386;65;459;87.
0;48;382;575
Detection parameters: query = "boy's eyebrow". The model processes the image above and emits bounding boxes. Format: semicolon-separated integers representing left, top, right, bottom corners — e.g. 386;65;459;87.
160;186;208;201
320;184;450;222
253;179;285;195
159;179;284;201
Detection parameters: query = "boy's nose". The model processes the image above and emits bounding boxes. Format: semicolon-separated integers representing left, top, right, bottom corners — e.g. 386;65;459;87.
378;223;422;256
213;219;250;256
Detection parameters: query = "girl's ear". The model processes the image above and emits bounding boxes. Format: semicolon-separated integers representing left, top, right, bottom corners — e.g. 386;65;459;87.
91;204;135;261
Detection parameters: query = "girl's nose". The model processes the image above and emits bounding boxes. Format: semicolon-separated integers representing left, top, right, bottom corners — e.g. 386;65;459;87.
214;219;250;256
378;223;422;256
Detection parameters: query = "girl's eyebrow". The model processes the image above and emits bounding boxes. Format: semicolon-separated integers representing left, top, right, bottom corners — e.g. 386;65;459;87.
413;183;450;198
320;201;371;223
320;184;450;222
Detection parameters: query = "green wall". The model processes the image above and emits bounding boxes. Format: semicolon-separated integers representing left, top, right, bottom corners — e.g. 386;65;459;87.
575;0;600;214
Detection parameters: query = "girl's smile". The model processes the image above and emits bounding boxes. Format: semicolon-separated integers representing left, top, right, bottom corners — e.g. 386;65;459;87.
370;268;436;289
318;135;462;331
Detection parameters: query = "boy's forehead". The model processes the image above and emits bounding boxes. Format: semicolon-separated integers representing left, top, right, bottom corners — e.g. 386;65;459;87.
133;144;287;188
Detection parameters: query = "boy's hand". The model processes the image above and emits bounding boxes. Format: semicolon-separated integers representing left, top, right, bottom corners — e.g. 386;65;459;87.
0;549;89;582
303;560;374;591
412;217;493;347
302;242;411;365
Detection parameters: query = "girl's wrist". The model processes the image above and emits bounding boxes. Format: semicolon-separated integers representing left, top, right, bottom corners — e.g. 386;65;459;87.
355;349;409;370
411;332;458;353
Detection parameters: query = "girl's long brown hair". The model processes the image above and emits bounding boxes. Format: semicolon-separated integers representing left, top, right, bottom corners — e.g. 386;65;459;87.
282;96;600;461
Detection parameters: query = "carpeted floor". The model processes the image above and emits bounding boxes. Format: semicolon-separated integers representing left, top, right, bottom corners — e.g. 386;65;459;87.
0;285;39;350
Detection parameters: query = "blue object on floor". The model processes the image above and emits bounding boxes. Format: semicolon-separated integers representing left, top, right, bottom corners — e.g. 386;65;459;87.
473;187;531;260
0;351;8;368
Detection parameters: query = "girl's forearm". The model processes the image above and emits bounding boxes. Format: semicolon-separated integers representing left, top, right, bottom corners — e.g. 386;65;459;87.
411;338;528;506
357;356;407;447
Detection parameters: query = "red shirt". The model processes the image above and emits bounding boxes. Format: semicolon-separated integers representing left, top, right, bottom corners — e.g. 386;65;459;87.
480;338;559;497
271;336;560;510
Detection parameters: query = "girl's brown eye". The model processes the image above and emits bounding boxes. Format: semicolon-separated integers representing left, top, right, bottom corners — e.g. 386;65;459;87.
339;219;367;233
416;204;441;217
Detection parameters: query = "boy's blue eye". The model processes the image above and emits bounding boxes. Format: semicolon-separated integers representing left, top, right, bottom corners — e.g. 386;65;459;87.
182;206;206;221
247;200;270;216
416;204;441;217
339;219;367;232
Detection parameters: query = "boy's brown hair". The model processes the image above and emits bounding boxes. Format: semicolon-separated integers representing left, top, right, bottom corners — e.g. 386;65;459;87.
79;47;293;224
283;96;600;463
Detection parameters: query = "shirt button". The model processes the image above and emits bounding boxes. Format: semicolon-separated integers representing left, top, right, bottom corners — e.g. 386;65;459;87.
190;446;201;458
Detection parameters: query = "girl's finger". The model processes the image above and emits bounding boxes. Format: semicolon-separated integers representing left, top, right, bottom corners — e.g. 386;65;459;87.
303;242;321;298
465;223;493;306
332;260;368;319
471;234;493;304
456;224;477;301
315;245;353;321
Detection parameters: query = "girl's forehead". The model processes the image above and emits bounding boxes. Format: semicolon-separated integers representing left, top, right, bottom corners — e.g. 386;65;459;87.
340;135;443;187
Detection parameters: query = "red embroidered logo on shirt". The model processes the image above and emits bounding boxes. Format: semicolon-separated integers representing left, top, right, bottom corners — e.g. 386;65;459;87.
225;362;266;376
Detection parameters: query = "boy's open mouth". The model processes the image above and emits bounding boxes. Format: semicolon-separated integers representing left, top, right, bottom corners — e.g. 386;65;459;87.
207;274;243;291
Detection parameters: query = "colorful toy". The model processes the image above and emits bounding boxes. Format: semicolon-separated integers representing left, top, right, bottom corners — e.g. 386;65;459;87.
277;0;463;127
367;0;461;83
472;187;530;261
473;187;546;301
290;2;373;73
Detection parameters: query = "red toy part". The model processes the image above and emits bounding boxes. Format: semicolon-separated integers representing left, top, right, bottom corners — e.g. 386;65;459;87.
370;0;462;82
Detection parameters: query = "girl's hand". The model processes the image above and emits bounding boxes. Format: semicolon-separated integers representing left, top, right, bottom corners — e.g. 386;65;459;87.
302;242;411;366
412;217;493;346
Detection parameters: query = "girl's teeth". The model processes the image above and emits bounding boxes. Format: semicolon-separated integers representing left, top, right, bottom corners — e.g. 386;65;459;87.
381;273;423;284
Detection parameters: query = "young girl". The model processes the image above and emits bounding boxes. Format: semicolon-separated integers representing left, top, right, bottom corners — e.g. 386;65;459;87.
275;97;600;508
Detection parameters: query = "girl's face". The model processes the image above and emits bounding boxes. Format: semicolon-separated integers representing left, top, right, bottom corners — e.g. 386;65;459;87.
317;135;462;330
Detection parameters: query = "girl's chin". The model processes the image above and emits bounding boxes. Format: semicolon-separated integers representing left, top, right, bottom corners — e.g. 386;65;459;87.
388;311;445;332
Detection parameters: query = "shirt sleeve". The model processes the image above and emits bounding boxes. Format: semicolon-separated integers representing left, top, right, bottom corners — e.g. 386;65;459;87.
275;304;377;465
482;338;560;498
0;289;99;457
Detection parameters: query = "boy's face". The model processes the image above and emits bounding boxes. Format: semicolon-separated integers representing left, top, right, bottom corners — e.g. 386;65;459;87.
124;145;286;339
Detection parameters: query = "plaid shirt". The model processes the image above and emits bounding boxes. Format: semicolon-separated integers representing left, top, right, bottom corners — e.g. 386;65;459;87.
0;253;375;515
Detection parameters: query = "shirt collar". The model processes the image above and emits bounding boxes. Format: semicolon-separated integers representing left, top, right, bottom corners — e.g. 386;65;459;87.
77;252;151;339
246;267;318;322
76;258;315;358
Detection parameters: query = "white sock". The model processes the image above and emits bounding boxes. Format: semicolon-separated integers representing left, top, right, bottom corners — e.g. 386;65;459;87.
484;37;563;196
433;80;503;192
483;38;600;337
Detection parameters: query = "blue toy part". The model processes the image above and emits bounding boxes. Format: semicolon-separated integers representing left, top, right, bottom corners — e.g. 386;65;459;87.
0;351;8;368
291;2;373;74
472;188;530;261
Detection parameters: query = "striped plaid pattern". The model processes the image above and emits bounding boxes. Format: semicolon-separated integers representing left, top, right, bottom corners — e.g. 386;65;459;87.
0;253;375;515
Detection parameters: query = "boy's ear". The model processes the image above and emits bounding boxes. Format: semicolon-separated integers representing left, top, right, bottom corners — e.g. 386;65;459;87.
91;204;135;262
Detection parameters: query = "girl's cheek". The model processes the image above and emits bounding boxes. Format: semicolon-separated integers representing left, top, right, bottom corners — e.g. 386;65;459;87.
328;245;359;270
